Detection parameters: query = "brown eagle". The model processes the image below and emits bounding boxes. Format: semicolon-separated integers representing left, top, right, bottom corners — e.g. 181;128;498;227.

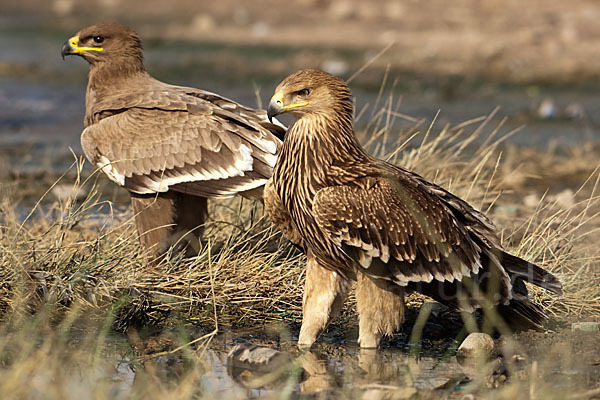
61;22;284;258
265;69;561;348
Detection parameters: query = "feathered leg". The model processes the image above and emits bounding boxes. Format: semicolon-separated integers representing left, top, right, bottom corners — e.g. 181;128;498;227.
130;192;208;259
356;273;405;348
174;193;208;255
298;255;350;347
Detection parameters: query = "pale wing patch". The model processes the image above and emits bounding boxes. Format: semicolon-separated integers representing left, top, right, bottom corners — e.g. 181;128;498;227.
270;116;287;130
97;155;125;186
128;144;254;193
234;144;254;173
357;251;372;269
227;177;268;193
260;152;278;168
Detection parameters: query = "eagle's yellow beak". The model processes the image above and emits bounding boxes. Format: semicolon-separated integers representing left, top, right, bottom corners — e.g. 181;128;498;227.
267;91;309;122
61;36;104;59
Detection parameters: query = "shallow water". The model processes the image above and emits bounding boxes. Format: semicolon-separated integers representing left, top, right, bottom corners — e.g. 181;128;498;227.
93;325;600;398
100;333;462;398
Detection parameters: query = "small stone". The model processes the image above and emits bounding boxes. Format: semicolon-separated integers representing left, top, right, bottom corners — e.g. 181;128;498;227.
535;98;557;119
456;333;497;366
565;103;585;120
487;372;508;389
512;354;525;363
361;387;417;400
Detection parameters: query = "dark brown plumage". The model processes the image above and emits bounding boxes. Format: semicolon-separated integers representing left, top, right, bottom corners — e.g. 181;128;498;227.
265;69;561;348
62;22;284;258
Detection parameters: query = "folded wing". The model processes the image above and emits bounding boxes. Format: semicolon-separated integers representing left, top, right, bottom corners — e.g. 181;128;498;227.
82;85;283;198
313;176;491;286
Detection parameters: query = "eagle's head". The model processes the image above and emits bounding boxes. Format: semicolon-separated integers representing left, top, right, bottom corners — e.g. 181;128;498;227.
61;22;143;67
267;69;353;122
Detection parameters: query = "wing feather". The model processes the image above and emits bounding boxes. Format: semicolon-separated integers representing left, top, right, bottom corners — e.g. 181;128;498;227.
82;84;283;198
313;177;484;286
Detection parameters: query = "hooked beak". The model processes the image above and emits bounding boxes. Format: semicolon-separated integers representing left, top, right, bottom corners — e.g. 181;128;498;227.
61;39;74;60
267;92;284;123
267;91;309;122
61;35;104;60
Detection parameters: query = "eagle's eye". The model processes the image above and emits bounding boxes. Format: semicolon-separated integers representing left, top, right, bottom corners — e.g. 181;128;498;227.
297;88;311;96
93;35;105;44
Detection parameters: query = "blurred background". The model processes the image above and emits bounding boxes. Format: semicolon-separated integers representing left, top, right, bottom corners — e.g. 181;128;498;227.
1;0;599;204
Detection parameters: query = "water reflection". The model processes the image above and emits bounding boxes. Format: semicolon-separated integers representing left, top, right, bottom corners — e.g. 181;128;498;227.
122;329;468;397
223;343;464;397
67;325;598;399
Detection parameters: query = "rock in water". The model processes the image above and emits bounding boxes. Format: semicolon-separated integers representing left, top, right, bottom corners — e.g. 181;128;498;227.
456;333;497;365
457;333;506;385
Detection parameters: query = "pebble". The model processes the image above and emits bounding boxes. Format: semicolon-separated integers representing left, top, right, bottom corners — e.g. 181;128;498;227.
457;334;507;386
456;333;497;365
361;386;417;400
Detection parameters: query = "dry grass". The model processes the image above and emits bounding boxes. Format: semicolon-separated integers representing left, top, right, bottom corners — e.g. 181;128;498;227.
2;108;600;326
0;108;599;398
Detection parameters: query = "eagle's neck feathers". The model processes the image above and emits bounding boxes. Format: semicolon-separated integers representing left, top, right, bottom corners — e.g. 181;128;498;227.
275;109;368;214
84;58;147;126
87;59;145;94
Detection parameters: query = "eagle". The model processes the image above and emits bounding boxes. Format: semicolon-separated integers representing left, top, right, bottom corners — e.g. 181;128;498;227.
61;22;284;259
265;69;561;348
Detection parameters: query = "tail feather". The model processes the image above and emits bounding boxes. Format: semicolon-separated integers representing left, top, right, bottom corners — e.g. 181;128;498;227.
408;251;561;330
501;252;563;295
498;298;547;329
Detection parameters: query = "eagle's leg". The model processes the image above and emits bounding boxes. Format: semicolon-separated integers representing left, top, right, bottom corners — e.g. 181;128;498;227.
298;255;350;347
173;193;209;255
356;273;405;348
130;192;208;260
